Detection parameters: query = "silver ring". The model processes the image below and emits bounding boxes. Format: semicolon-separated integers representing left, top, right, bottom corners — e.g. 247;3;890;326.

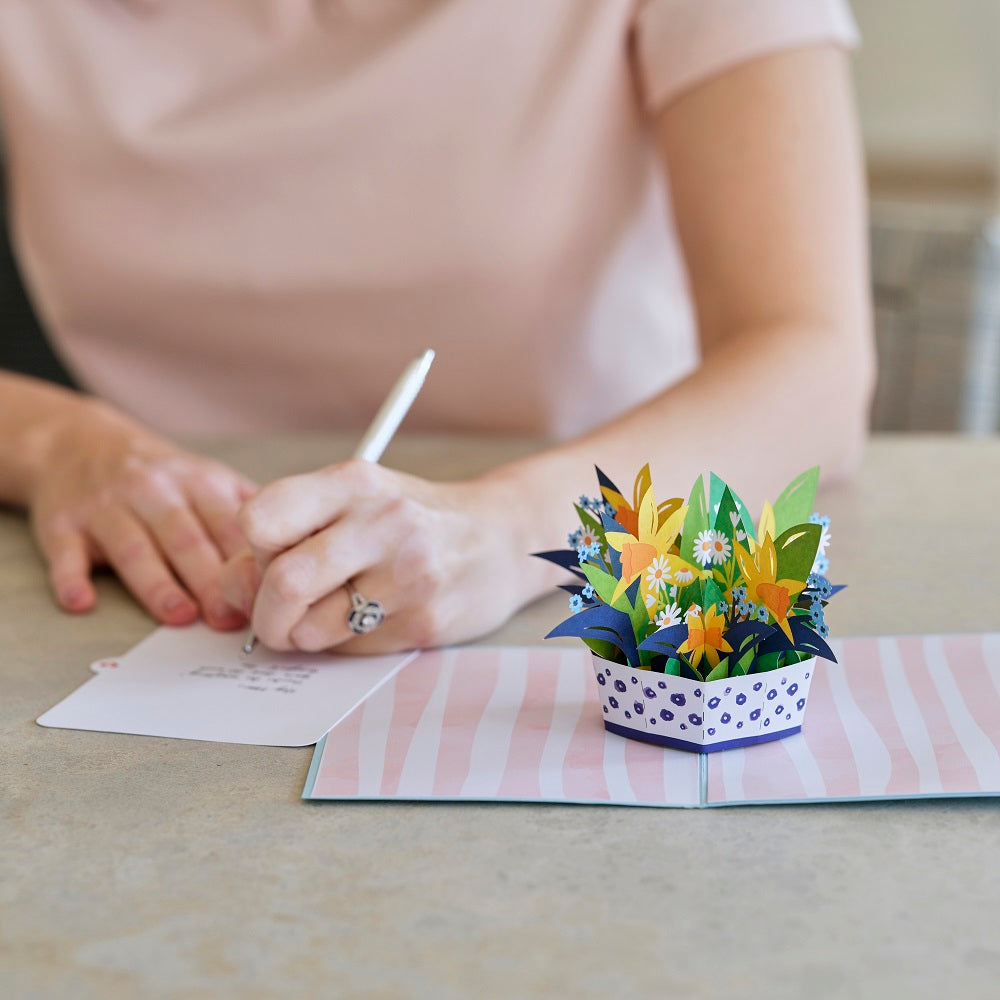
347;586;385;635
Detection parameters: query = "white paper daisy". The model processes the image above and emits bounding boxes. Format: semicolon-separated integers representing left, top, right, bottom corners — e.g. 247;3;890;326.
694;529;731;566
817;526;831;555
656;602;684;628
645;555;672;591
709;532;732;565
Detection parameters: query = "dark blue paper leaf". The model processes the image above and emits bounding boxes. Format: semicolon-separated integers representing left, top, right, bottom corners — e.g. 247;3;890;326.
600;510;623;577
545;604;639;667
755;617;837;663
532;549;587;582
638;622;688;654
678;659;703;682
788;617;837;662
595;466;622;499
724;620;776;657
755;627;793;658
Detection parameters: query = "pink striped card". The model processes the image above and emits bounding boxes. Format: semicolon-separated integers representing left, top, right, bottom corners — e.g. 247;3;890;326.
302;634;1000;807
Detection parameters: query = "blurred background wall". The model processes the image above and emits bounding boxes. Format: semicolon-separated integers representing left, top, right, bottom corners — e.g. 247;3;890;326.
856;0;999;190
2;1;1000;429
853;0;1000;434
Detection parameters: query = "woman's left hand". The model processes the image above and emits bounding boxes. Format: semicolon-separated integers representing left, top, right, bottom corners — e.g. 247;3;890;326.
220;459;547;653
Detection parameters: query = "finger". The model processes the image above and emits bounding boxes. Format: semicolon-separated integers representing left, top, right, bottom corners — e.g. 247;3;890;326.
234;473;259;503
34;519;97;613
238;459;386;557
293;579;450;656
287;587;355;652
288;570;410;653
333;596;480;655
188;480;251;561
219;549;261;618
331;561;486;655
89;508;199;625
249;513;389;650
130;481;245;630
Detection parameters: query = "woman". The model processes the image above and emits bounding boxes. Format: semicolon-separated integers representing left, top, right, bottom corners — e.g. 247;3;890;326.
0;1;874;653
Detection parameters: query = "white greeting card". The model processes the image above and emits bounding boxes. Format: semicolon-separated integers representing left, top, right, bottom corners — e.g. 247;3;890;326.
38;623;415;746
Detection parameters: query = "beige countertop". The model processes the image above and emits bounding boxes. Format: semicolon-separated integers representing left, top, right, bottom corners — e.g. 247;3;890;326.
3;433;999;999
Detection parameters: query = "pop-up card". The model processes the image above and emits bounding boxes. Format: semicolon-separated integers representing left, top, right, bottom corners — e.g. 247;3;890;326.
536;466;839;752
302;634;1000;807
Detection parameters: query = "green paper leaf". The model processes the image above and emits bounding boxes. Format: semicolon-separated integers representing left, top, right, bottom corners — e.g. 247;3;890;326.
583;637;624;664
709;472;727;523
580;563;632;613
680;474;708;567
731;487;756;542
710;474;755;543
660;658;682;676
705;660;729;682
629;586;654;667
773;467;820;535
702;579;724;615
774;522;822;586
712;485;739;545
783;650;811;666
574;503;603;537
678;577;703;616
731;648;756;676
755;651;783;672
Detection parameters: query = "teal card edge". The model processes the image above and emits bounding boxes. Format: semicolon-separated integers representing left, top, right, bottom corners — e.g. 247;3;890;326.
302;733;328;799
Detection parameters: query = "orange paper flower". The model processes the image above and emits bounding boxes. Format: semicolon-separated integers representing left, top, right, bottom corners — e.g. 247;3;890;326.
734;535;807;642
676;605;732;671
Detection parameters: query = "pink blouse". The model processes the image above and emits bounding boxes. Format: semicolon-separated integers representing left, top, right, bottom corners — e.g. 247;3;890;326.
0;0;857;438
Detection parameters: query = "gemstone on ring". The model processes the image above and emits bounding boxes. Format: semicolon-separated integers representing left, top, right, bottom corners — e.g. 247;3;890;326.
347;589;385;635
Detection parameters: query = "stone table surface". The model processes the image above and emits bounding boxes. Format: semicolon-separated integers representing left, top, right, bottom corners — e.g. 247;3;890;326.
2;433;999;999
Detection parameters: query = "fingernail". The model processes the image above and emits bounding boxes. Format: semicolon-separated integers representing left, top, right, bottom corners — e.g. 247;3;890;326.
212;599;241;624
61;585;88;610
162;593;191;613
231;584;253;617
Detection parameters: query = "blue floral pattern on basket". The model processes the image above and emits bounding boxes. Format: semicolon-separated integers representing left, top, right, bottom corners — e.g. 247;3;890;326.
593;654;816;753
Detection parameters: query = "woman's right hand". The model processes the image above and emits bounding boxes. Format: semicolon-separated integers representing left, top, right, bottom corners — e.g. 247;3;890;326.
25;398;256;629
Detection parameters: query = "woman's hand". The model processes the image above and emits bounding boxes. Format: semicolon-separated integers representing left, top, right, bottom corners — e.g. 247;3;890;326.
27;399;256;628
220;459;550;654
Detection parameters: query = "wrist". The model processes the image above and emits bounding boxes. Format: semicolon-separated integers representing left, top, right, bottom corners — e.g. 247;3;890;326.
473;451;594;602
13;392;156;508
15;392;101;506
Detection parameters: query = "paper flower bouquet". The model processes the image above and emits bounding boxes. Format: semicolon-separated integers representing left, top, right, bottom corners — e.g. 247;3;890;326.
537;466;839;752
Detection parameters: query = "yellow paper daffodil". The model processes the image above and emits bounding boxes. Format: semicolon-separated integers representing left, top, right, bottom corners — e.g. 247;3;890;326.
748;500;775;556
604;479;700;609
734;534;806;642
676;605;732;671
600;465;682;544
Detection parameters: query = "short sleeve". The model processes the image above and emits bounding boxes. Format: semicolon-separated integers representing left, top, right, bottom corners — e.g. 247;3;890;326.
632;0;860;113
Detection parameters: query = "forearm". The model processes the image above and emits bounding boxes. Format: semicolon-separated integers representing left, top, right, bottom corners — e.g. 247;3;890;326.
581;315;873;502
0;370;95;507
482;314;874;604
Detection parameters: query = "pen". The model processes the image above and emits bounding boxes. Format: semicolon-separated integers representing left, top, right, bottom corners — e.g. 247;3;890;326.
241;348;436;654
